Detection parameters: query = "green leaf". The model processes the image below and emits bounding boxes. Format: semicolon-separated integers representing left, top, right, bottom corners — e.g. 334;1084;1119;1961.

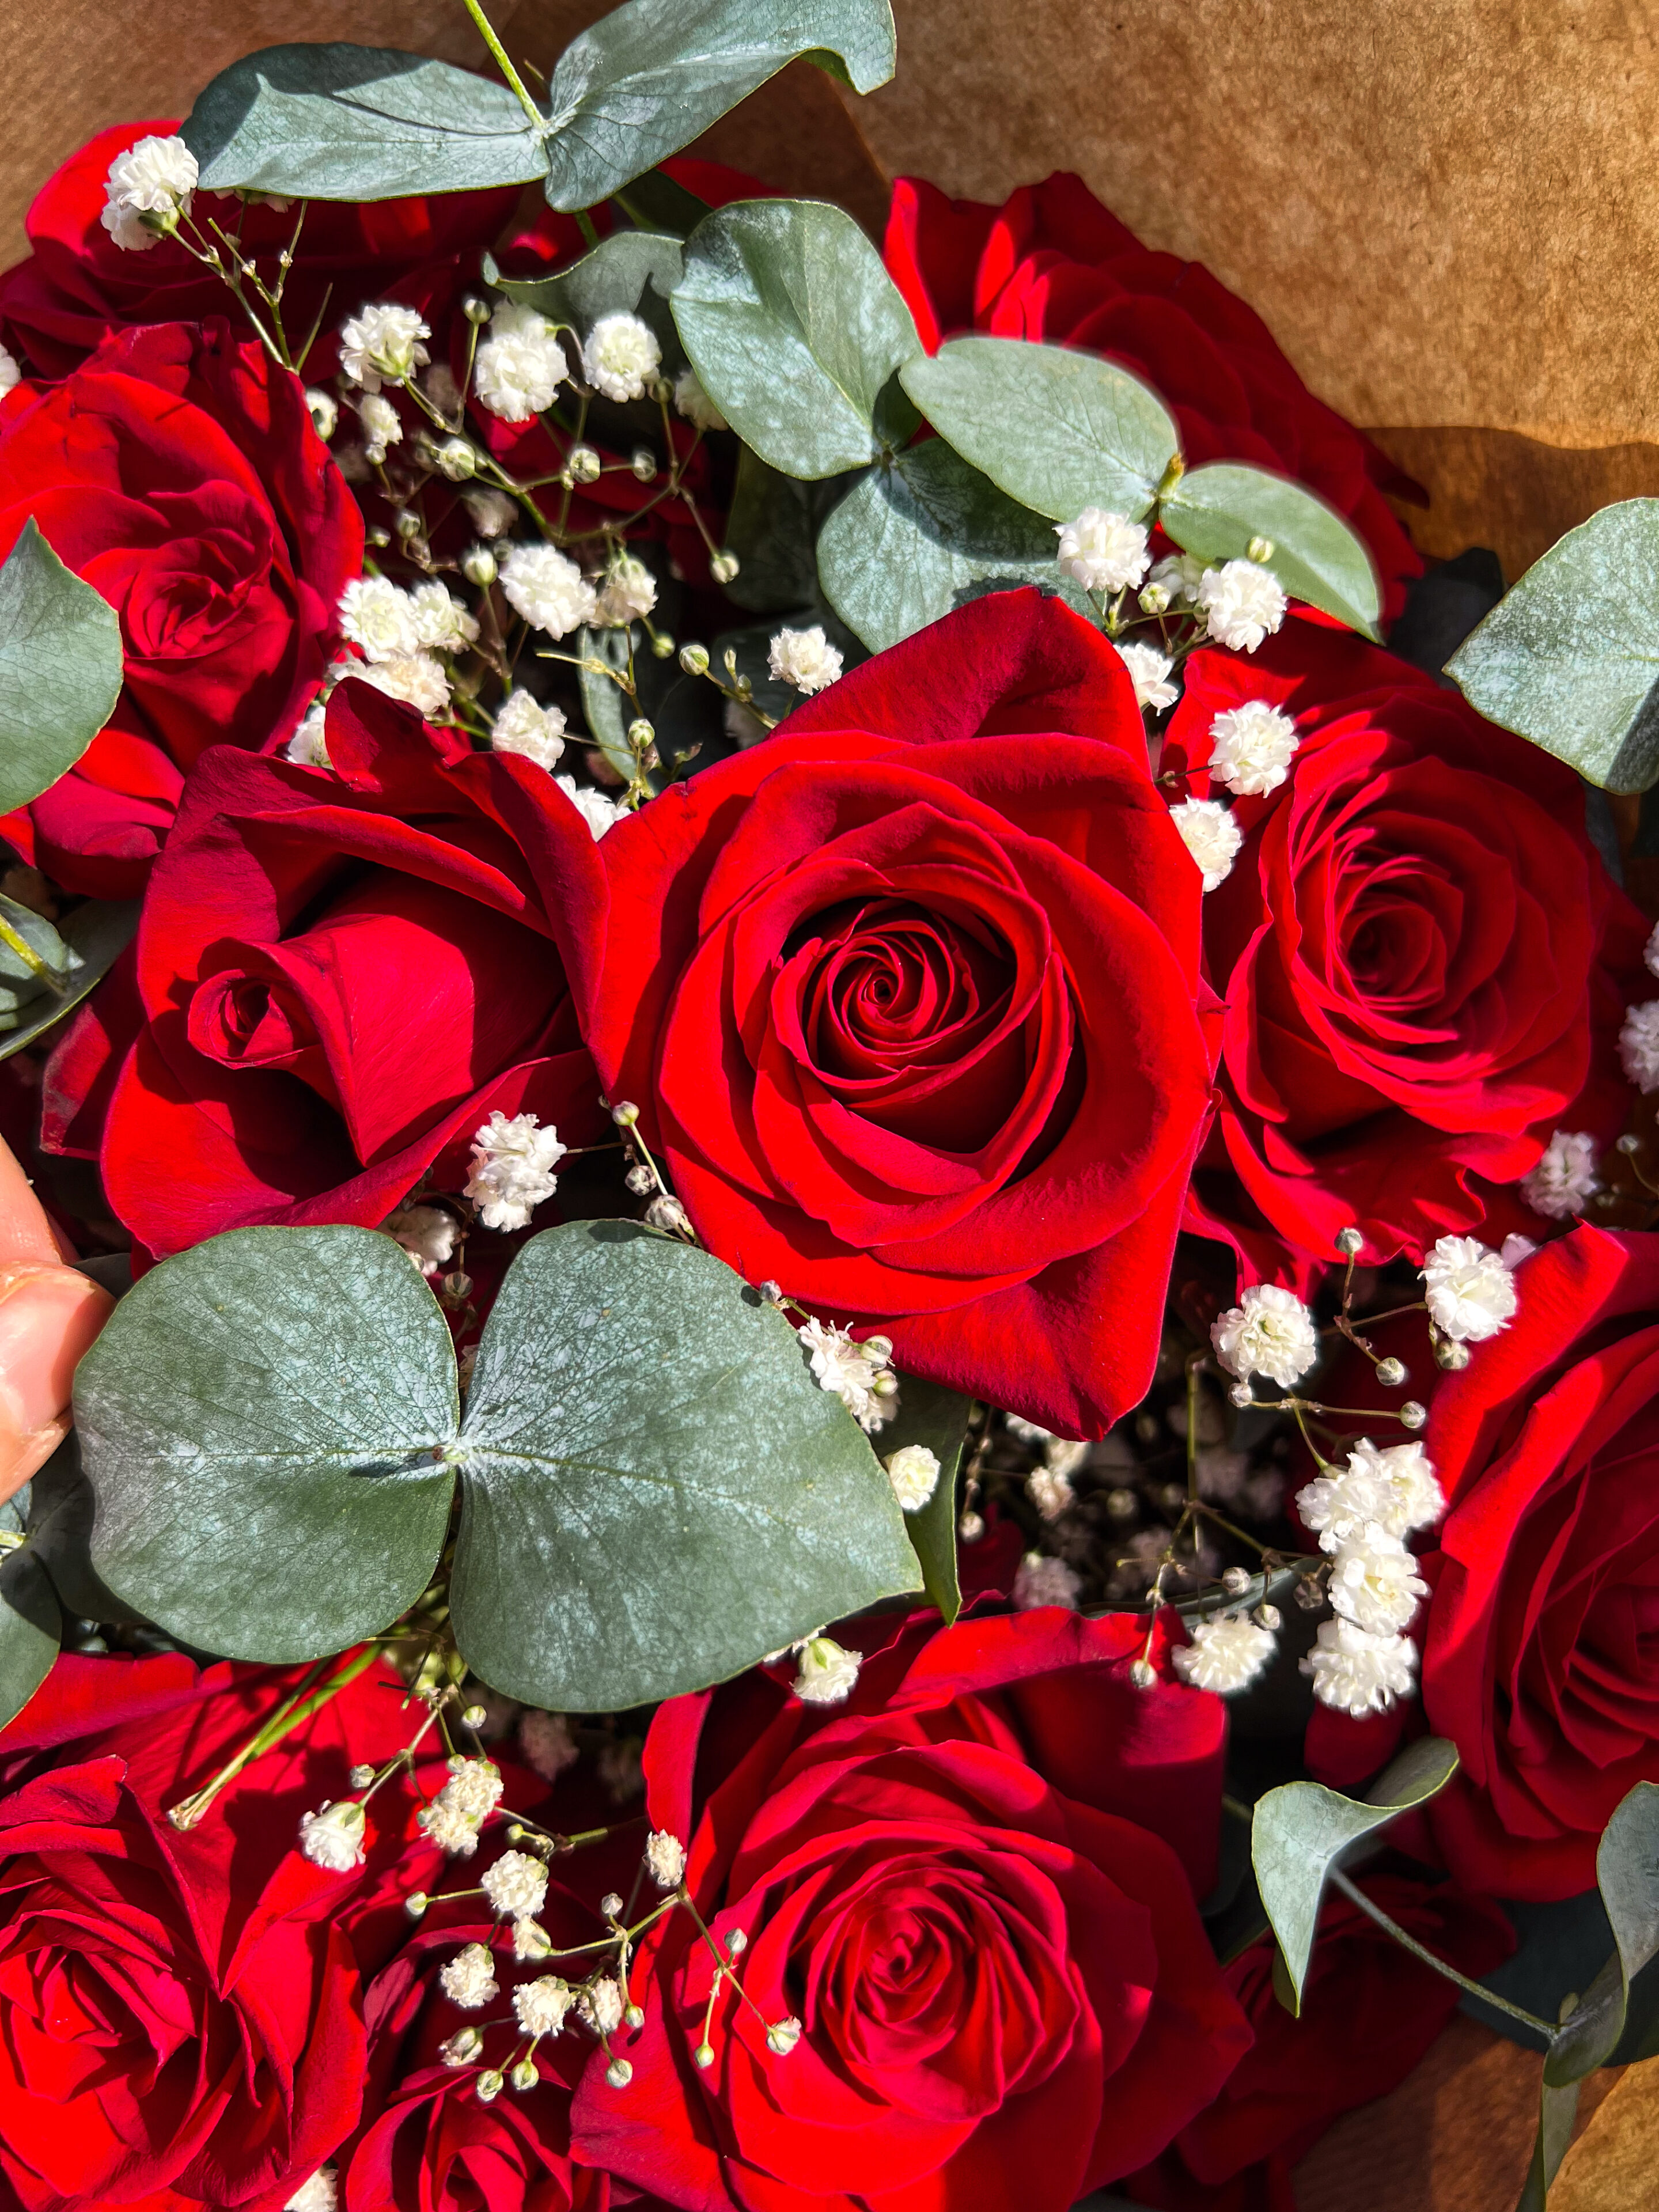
817;440;1077;653
613;166;713;238
1251;1736;1460;2013
77;1225;458;1662
1543;1782;1659;2084
578;624;656;791
449;1221;922;1712
0;1486;60;1730
497;230;684;335
710;607;864;733
673;199;922;480
541;0;897;212
0;897;138;1062
724;448;855;614
1160;463;1382;640
182;44;547;198
1515;2078;1581;2212
873;1375;971;1623
1446;500;1659;791
900;336;1177;524
0;520;123;816
25;1434;145;1627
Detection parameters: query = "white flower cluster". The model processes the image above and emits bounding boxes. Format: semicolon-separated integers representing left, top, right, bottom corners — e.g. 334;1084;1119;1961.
490;688;569;773
674;367;726;431
1207;698;1300;795
440;1941;499;2009
1211;1282;1319;1389
339;302;430;392
1620;1000;1659;1093
334;575;478;719
790;1633;861;1705
519;1707;579;1782
593;555;657;628
297;1798;366;1871
768;625;844;696
417;1755;504;1857
1170;796;1243;890
1172;1612;1277;1695
555;774;626;840
101;134;197;251
1304;1616;1419;1715
1420;1233;1520;1343
501;543;597;639
1521;1130;1600;1220
1296;1437;1444;1547
1115;641;1179;714
286;698;331;769
465;1110;567;1233
582;312;661;403
475;302;570;422
284;2168;338;2212
645;1828;687;1889
514;1975;575;2039
1196;558;1288;652
356;391;402;465
1013;1551;1081;1611
480;1847;550;1919
1293;1437;1445;1712
884;1444;940;1512
0;344;18;398
1055;508;1150;595
797;1317;899;1431
382;1203;459;1278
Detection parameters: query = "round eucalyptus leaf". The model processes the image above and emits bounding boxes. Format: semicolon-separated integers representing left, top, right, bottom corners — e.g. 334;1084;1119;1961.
182;44;548;198
0;1545;59;1732
77;1225;459;1663
0;520;123;817
1160;462;1382;639
1447;499;1659;792
673;200;922;480
542;0;897;213
0;897;138;1063
900;336;1176;522
450;1221;922;1712
873;1375;971;1623
497;231;684;336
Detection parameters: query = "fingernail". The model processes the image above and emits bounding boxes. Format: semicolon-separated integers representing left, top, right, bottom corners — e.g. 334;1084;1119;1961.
0;1265;114;1478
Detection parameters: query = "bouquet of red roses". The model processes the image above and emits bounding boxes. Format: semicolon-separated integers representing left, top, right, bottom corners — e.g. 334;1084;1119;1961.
3;4;1659;2207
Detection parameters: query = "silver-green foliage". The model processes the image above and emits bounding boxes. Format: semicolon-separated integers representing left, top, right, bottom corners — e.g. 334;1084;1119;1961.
0;520;123;816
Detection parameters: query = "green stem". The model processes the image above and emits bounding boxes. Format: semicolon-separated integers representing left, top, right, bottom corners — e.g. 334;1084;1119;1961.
0;914;66;994
575;209;601;249
1327;1867;1558;2037
463;0;548;136
166;1645;380;1829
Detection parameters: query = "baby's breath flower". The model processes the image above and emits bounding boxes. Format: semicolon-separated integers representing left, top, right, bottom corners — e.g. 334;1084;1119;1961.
355;392;403;464
792;1634;861;1705
674;367;726;431
797;1316;897;1432
582;312;661;402
1013;1551;1081;1611
768;625;843;696
514;1975;574;2039
1054;508;1150;594
593;556;658;627
284;2167;338;2212
1297;1438;1443;1546
0;345;19;397
766;2016;803;2055
581;1977;625;2036
285;698;331;769
1421;1234;1518;1343
519;1707;578;1782
1211;1282;1318;1388
1197;559;1287;652
475;302;569;421
297;1800;365;1872
101;134;197;250
481;1849;549;1920
1172;1613;1277;1694
1026;1465;1073;1521
383;1203;459;1278
554;774;626;840
1207;698;1299;795
339;302;430;392
645;1830;687;1889
339;577;421;664
1327;1524;1427;1635
1521;1130;1600;1220
1620;1001;1659;1093
465;1110;566;1233
1115;640;1179;713
501;544;597;638
1170;796;1243;890
410;582;479;653
492;690;568;772
357;652;450;718
1302;1616;1418;1715
513;1916;554;1961
439;1942;499;2010
884;1444;940;1512
465;486;519;538
418;1756;504;1858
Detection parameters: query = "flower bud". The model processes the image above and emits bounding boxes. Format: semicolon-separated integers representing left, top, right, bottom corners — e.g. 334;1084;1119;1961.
627;717;656;752
758;1279;785;1306
644;1194;689;1234
441;2025;482;2065
694;2040;715;2069
606;2058;634;2088
1247;536;1274;563
1294;1575;1326;1610
305;389;338;441
1435;1336;1472;1370
766;2017;802;2055
393;507;423;539
625;1164;656;1194
462;294;492;324
1336;1226;1365;1256
476;2069;505;2103
405;1889;430;1919
1106;1487;1138;1521
510;2057;539;2091
959;1509;985;1543
631;446;657;481
725;1927;748;1956
1129;1658;1157;1690
1374;1357;1407;1388
366;525;391;548
710;551;740;585
1255;1602;1282;1631
1617;1132;1643;1155
1221;1566;1251;1596
349;1763;376;1789
625;2002;646;2028
1399;1399;1429;1429
650;630;676;658
1228;1381;1254;1407
461;544;498;587
460;1703;488;1729
611;1102;640;1128
435;435;478;481
600;1892;624;1918
679;642;711;676
568;445;602;484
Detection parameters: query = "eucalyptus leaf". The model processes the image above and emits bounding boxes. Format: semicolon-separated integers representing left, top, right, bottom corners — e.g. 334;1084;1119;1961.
542;0;896;212
578;624;654;790
497;230;684;335
77;1225;459;1662
0;520;123;816
0;897;138;1062
1160;463;1382;639
182;44;547;198
724;448;855;613
874;1376;971;1623
817;440;1078;653
711;607;864;733
1252;1736;1459;2013
1543;1781;1659;2084
0;1488;60;1729
673;199;922;479
449;1221;921;1711
25;1434;144;1627
900;336;1176;522
1447;500;1659;791
1515;2077;1580;2212
613;166;713;238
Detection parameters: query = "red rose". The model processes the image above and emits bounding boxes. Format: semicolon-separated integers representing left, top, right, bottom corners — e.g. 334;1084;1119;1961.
884;173;1423;622
580;591;1215;1435
0;318;363;897
0;1646;446;2210
43;680;606;1257
1127;1874;1512;2209
0;120;518;381
1164;624;1645;1283
573;1608;1249;2212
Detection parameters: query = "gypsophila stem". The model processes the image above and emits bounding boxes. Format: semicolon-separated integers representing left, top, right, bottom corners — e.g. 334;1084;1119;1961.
462;0;548;136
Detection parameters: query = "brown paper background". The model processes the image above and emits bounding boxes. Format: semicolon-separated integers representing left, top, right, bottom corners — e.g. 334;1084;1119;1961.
7;0;1659;575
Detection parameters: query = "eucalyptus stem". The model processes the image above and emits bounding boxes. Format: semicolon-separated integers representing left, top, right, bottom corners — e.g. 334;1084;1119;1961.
166;1644;380;1829
463;0;548;137
0;914;66;994
1327;1866;1557;2037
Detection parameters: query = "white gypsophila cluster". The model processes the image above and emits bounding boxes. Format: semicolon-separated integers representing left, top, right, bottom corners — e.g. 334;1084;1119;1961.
582;312;661;402
1115;641;1179;714
465;1110;567;1233
1297;1437;1443;1547
501;543;597;638
339;577;423;663
768;624;844;696
1327;1524;1429;1635
491;690;567;772
357;653;451;718
514;1976;575;2039
1197;559;1288;652
284;2168;338;2212
339;302;430;392
1620;1001;1659;1092
513;1915;553;1961
1004;1414;1054;1446
0;345;19;397
1207;698;1300;796
1149;552;1206;605
767;2016;803;2055
417;1755;504;1858
1521;1130;1600;1220
1647;919;1659;977
101;134;197;251
1211;1282;1319;1388
467;486;520;539
1302;1615;1418;1716
410;582;480;654
581;1978;624;2036
286;699;331;770
1054;508;1150;594
554;774;626;841
1027;1465;1074;1521
356;392;402;465
1013;1551;1082;1611
305;388;339;441
593;556;658;628
475;302;569;422
518;1707;579;1782
884;1444;941;1513
481;1848;550;1920
383;1203;459;1278
674;366;726;431
297;1800;365;1872
645;1829;687;1890
1421;1233;1519;1343
796;1317;898;1432
1170;796;1243;891
439;1942;500;2010
1172;1613;1277;1695
792;1634;862;1705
